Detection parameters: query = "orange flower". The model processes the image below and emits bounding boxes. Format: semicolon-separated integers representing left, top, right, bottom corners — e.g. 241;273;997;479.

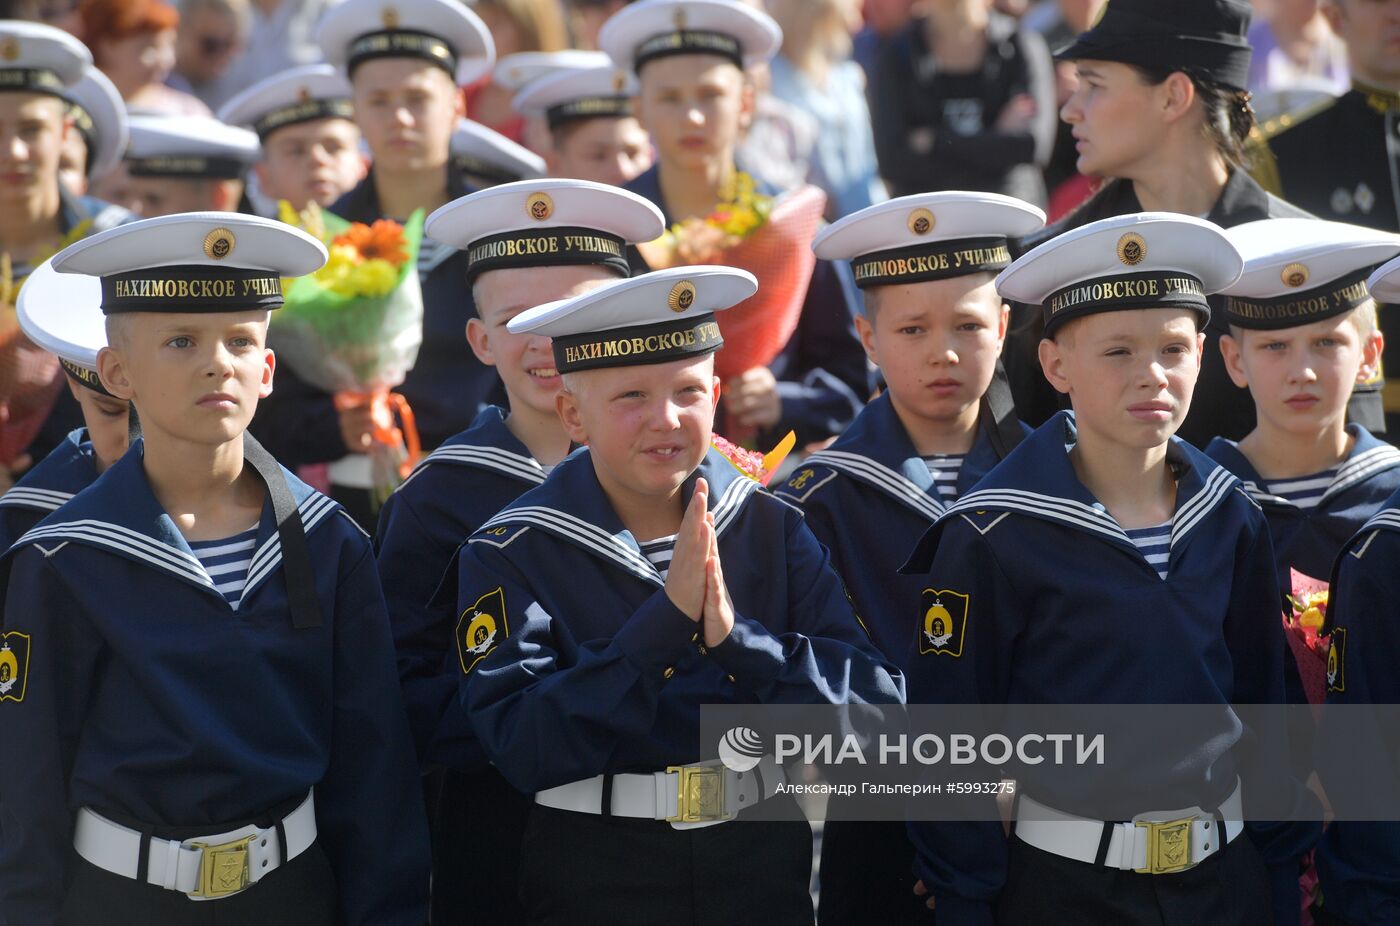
333;219;409;267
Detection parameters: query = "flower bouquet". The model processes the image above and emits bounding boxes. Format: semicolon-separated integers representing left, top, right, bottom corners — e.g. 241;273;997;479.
1;222;95;467
637;172;828;401
711;430;796;487
273;202;426;508
1284;568;1332;706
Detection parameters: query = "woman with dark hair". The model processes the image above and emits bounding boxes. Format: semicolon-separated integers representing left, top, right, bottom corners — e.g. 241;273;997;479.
1001;0;1384;450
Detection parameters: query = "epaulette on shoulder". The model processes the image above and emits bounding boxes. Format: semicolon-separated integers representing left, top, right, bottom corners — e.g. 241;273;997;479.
1258;95;1338;141
774;464;838;504
1249;96;1339;196
468;522;531;549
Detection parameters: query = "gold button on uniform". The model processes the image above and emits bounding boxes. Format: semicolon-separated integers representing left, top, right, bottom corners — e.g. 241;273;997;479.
663;666;675;679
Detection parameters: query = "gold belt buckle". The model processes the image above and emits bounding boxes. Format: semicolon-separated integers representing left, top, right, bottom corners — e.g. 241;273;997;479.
666;765;728;823
1134;817;1196;874
189;833;255;897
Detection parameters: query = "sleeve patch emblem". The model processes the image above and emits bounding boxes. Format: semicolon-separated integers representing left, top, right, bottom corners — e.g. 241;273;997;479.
0;631;31;703
457;588;509;676
918;589;968;658
1326;627;1346;694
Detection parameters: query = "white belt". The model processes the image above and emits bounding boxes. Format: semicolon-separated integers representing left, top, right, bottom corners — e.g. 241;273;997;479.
328;454;373;489
534;757;787;830
73;791;317;900
1015;780;1244;874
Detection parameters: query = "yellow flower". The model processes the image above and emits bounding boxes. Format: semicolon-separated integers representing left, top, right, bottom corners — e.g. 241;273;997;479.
1299;606;1325;630
349;258;399;297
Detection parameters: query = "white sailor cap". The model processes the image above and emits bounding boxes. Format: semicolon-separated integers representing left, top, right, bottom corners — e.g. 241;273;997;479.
997;212;1242;337
1220;218;1400;330
64;65;127;179
508;265;755;374
426;178;664;280
513;64;638;131
124;113;261;180
217;64;355;142
16;258;112;395
50;211;327;316
316;0;495;85
598;0;782;74
493;50;612;91
814;192;1046;290
0;21;90;96
1368;254;1400;305
449;118;546;187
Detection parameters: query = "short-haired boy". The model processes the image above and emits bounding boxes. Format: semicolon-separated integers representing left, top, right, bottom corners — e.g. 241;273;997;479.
513;61;654;187
453;265;904;923
1;259;130;549
0;213;428;922
374;178;663;925
776;190;1042;925
904;213;1314;924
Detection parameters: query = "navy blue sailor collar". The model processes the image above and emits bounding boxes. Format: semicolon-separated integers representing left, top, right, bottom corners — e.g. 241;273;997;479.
1206;425;1400;510
904;410;1243;573
401;405;547;489
476;444;763;587
0;428;98;515
9;437;341;603
804;391;1011;522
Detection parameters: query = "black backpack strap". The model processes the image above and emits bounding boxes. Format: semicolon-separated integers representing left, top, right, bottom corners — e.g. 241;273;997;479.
243;433;323;629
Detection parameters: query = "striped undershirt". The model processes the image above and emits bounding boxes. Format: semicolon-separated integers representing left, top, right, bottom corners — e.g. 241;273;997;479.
1264;468;1338;511
189;526;259;609
922;454;966;502
639;534;678;580
1124;522;1173;580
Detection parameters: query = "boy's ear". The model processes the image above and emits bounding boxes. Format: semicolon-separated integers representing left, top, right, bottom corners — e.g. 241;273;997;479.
1218;332;1249;388
1038;337;1072;396
556;388;588;443
737;75;756;131
96;345;135;401
854;313;879;367
1358;329;1385;385
465;318;496;366
259;348;276;398
711;374;721;407
996;302;1011;351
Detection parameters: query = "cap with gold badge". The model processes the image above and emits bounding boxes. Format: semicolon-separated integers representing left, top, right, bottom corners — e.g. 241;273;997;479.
598;0;782;74
997;213;1243;337
513;64;639;132
492;50;612;91
123;113;261;180
0;21;90;98
49;211;327;316
449;118;547;186
507;265;757;374
217;64;356;143
1220;218;1400;330
426;178;664;281
316;0;495;85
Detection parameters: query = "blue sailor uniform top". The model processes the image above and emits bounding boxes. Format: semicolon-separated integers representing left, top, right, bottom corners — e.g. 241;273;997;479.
774;392;1026;663
249;166;503;465
901;412;1314;925
0;442;430;924
0;428;100;551
374;406;546;768
624;165;871;447
1313;494;1400;926
450;446;905;795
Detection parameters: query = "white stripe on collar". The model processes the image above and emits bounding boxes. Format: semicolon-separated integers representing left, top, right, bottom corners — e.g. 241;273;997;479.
402;444;546;490
0;487;75;511
17;518;216;590
1358;507;1400;535
1170;466;1236;545
945;487;1126;543
1325;444;1400;503
805;450;945;521
242;493;341;599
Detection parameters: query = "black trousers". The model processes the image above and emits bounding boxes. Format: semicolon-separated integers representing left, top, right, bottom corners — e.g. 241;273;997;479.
818;820;933;924
60;840;337;925
996;830;1271;925
518;799;815;926
429;765;531;925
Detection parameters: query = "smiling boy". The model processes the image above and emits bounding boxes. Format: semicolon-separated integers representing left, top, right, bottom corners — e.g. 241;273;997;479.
778;191;1042;924
452;265;903;924
903;213;1315;924
374;178;662;925
0;212;428;923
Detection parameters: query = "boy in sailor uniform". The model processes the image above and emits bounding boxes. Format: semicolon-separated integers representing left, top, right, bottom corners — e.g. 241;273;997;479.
902;214;1316;925
0;260;130;550
1312;254;1400;926
0;213;429;923
775;190;1043;925
451;266;904;924
1208;219;1400;704
374;179;662;926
